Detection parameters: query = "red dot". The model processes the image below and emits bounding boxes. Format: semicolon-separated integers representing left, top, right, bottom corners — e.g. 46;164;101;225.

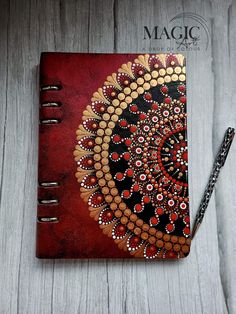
182;151;188;161
120;119;128;127
123;152;131;161
143;196;150;204
184;216;190;224
167;223;174;232
126;169;134;177
161;86;168;94
113;135;121;143
152;103;159;110
170;213;178;221
178;85;186;92
145;93;152;100
111;152;119;160
134;204;142;212
139;113;147;120
164;97;171;104
150;217;158;225
180;96;186;103
156;207;163;215
133;184;139;192
116;172;124;180
130;104;138;112
123;190;130;198
125;139;132;146
184;227;190;235
130;125;137;133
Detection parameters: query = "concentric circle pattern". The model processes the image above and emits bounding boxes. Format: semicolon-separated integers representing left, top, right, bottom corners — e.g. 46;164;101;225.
74;54;191;259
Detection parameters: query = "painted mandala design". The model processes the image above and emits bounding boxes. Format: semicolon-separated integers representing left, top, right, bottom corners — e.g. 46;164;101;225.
74;54;191;259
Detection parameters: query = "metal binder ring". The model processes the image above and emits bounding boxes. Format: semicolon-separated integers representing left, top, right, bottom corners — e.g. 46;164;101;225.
41;85;61;91
38;217;59;222
38;199;59;204
41;102;61;107
40;119;61;124
39;182;59;187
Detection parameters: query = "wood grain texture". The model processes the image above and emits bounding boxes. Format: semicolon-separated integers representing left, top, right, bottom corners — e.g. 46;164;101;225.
0;0;235;313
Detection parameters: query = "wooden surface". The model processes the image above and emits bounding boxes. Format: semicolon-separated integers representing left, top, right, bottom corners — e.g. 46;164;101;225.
0;0;235;313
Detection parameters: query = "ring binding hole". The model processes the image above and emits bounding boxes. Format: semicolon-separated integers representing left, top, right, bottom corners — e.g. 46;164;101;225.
41;85;62;91
38;199;59;205
39;182;59;187
38;217;59;223
41;102;61;107
40;119;61;124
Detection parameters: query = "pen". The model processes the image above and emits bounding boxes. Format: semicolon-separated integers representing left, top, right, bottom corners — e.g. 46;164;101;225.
191;127;235;239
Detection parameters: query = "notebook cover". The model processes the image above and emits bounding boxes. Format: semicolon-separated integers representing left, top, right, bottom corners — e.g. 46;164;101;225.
37;52;191;259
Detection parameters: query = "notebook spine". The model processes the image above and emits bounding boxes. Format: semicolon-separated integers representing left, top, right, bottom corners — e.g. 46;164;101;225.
38;84;62;224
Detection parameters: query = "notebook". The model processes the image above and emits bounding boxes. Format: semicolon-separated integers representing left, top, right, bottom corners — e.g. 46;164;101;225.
37;52;191;259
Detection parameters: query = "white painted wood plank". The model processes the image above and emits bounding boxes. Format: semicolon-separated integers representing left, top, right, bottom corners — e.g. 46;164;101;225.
0;0;235;313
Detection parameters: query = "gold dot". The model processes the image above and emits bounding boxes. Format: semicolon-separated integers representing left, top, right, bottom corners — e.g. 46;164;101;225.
159;69;166;76
102;143;109;150
182;245;190;254
115;210;122;218
173;244;181;252
103;113;110;121
127;222;134;230
174;66;181;74
111;114;119;122
137;77;144;85
125;96;132;104
163;234;171;242
164;75;171;83
131;91;138;99
118;93;125;100
124;208;131;216
94;162;101;170
97;129;104;136
156;240;164;248
105;173;112;180
110;202;117;210
151;70;158;78
110;188;118;196
148;236;156;244
107;106;115;114
156;231;163;239
171;74;178;81
101;151;109;158
108;121;115;128
99;121;107;128
114;195;122;204
137;87;144;94
108;180;115;188
136;219;143;227
120;102;127;109
165;242;172;250
182;66;186;74
112;99;120;107
103;136;110;143
105;195;113;203
99;178;106;186
101;158;108;165
95;137;102;145
143;83;150;90
141;232;148;240
134;227;141;235
130;214;137;222
178;236;186;245
150;79;157;87
144;73;151;81
119;202;126;210
124;87;131;95
166;67;174;75
157;77;164;84
115;108;122;115
121;216;128;224
102;187;109;194
94;145;101;153
102;165;110;173
149;227;156;235
105;129;112;136
179;74;186;82
130;82;137;90
96;170;103;178
142;224;149;231
94;153;101;161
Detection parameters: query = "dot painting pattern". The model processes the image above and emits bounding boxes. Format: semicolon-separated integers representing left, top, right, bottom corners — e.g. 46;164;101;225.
74;54;191;259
